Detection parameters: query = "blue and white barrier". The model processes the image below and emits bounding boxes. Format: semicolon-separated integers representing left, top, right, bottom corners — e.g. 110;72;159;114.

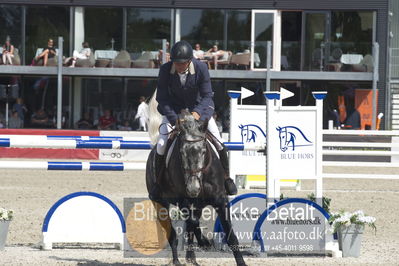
0;161;145;170
0;135;259;151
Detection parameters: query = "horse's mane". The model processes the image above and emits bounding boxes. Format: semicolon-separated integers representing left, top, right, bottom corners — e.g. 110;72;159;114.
148;90;162;146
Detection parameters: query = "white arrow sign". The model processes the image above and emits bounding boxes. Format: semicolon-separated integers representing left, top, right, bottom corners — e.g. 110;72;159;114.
241;87;254;100
280;87;295;100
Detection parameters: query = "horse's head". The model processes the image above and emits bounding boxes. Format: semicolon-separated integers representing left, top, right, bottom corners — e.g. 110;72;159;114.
239;124;259;143
277;126;288;152
177;110;209;198
277;126;296;152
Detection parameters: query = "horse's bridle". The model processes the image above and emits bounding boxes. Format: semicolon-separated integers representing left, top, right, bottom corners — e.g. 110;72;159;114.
180;134;213;177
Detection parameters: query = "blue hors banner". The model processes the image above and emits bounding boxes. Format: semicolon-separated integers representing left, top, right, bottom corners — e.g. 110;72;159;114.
269;108;317;179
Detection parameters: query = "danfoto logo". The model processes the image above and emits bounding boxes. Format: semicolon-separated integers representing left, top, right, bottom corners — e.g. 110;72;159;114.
276;126;313;152
239;124;266;143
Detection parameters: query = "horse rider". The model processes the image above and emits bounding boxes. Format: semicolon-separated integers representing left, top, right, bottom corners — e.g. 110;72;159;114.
152;40;238;197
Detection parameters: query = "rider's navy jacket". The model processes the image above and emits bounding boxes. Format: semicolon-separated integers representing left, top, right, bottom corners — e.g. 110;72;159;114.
156;59;214;125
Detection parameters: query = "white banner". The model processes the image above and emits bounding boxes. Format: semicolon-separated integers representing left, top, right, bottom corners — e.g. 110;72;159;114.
230;104;266;176
268;107;317;179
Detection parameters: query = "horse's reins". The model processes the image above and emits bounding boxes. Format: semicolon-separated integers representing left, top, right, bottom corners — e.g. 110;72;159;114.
158;118;214;182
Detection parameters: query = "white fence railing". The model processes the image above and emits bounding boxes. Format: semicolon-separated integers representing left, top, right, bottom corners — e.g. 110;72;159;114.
322;130;399;179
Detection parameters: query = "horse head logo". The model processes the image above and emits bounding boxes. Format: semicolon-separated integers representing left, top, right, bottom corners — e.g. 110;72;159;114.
276;126;312;152
239;124;266;144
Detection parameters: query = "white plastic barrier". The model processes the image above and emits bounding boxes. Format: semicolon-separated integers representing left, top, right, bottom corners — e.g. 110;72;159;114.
42;192;125;250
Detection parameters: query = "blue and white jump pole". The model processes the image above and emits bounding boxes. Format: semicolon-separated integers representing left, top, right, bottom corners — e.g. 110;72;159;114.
0;135;258;151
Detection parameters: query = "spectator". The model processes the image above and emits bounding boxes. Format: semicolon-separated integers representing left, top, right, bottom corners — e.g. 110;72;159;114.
35;38;56;66
118;120;132;131
65;42;91;67
31;109;49;128
135;96;149;131
98;109;116;130
75;112;94;129
158;41;170;65
12;98;28;126
344;108;361;129
205;44;226;60
193;43;204;59
0;112;4;128
2;36;14;65
9;111;23;128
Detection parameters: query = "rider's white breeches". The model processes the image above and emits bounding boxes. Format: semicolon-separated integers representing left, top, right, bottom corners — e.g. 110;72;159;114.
156;116;223;155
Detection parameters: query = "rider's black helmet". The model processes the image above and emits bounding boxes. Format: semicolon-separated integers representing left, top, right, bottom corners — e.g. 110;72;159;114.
170;41;193;63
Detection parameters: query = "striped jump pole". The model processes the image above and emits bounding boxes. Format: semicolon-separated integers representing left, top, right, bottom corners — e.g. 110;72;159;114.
0;161;146;171
0;135;262;151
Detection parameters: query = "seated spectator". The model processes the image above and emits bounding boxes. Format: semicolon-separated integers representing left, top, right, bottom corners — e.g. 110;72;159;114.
31;109;49;128
2;36;15;65
158;41;170;65
205;44;226;60
118;120;132;131
12;98;28;126
75;112;94;129
9;111;23;128
204;44;229;69
193;43;205;59
98;109;116;130
35;39;57;66
65;42;91;67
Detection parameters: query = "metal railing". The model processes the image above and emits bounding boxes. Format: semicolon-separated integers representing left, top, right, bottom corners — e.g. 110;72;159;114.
389;48;399;79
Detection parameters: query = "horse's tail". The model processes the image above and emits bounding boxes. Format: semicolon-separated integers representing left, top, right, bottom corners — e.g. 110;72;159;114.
148;89;162;146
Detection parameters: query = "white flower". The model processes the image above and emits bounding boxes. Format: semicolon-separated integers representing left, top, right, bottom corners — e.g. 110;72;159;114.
353;210;365;217
329;209;376;233
0;208;14;221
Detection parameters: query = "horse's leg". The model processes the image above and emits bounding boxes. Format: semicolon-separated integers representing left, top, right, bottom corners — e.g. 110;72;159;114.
168;225;183;265
216;201;247;266
192;208;213;250
185;213;199;266
151;200;182;265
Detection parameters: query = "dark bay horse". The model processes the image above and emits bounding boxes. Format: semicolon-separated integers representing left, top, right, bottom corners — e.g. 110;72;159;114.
146;108;246;266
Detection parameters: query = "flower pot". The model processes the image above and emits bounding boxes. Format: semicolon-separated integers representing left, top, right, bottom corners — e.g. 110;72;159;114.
337;224;364;257
0;220;10;250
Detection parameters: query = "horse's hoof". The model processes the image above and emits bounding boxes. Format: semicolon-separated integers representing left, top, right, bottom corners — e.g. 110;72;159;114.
168;259;184;266
186;259;200;266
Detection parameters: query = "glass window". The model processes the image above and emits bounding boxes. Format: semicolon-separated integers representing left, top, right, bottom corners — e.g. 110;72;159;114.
26;6;70;64
281;12;302;70
226;10;251;53
180;9;224;51
126;8;171;53
80;78;157;131
0;75;70;128
329;11;374;72
251;11;279;69
84;8;123;51
302;12;328;71
331;12;373;55
0;5;22;56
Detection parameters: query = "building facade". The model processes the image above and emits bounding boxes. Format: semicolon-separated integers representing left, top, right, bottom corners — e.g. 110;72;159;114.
0;0;393;130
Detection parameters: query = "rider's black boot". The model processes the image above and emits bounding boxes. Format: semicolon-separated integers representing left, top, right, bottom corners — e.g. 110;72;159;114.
150;153;165;200
218;146;238;195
